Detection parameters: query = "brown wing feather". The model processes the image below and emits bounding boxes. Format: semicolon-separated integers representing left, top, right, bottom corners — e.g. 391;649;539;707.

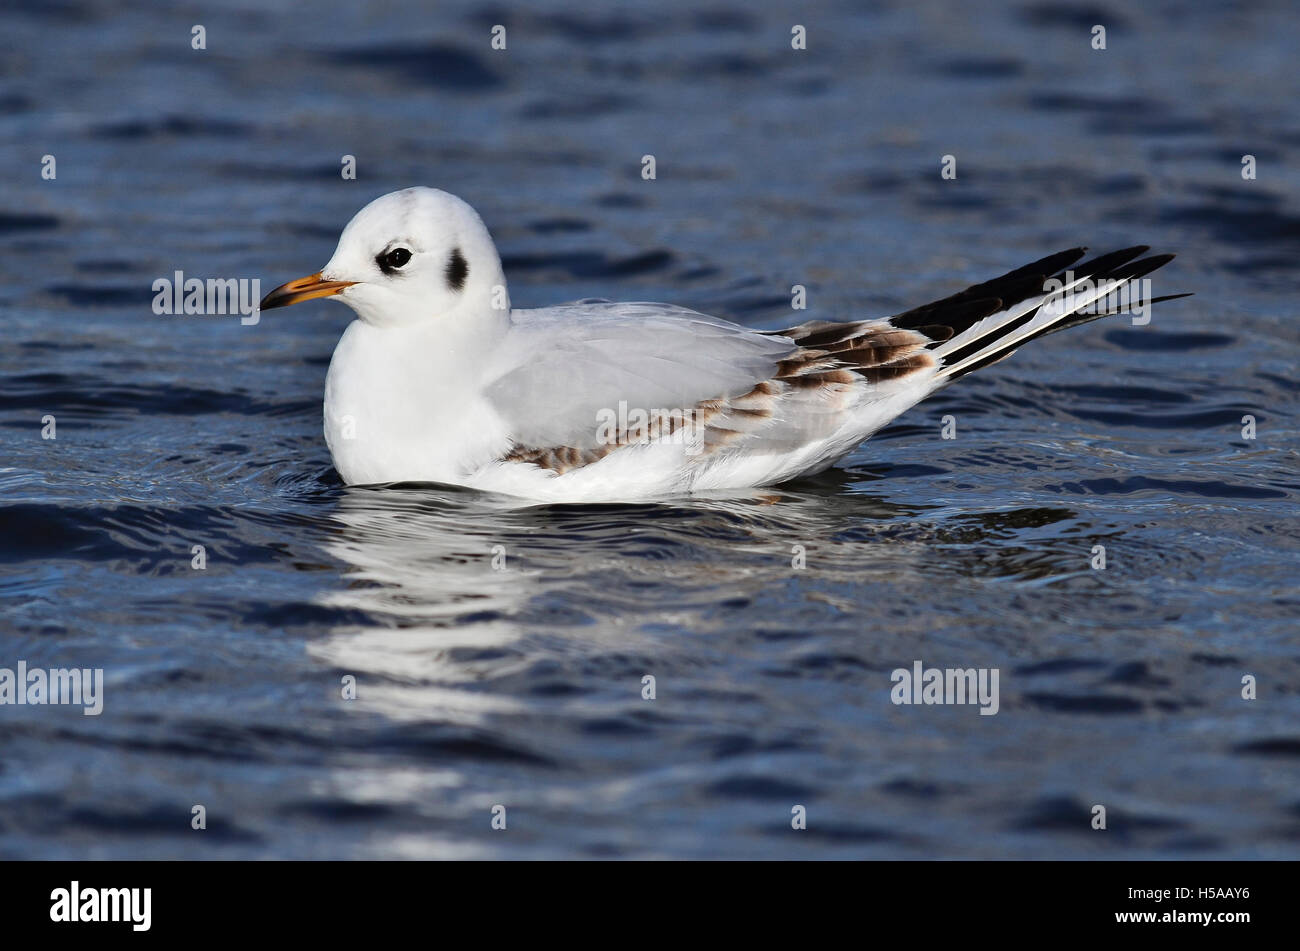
502;322;936;474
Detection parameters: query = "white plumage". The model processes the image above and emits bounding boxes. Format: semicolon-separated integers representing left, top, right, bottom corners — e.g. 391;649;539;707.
259;187;1183;503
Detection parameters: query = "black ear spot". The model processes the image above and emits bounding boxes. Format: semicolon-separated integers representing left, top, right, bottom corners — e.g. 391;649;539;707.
446;248;468;291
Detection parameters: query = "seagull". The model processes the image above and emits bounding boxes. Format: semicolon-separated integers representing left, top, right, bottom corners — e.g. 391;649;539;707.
260;187;1187;503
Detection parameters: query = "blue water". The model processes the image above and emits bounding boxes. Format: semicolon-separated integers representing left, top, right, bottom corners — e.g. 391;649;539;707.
1;0;1298;858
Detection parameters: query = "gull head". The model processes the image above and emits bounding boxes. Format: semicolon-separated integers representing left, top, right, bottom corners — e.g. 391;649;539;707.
260;187;508;328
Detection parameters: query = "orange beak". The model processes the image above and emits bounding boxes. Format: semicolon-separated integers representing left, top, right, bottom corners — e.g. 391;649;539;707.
259;272;356;311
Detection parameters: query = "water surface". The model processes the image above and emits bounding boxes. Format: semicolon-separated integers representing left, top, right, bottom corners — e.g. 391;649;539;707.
1;0;1298;858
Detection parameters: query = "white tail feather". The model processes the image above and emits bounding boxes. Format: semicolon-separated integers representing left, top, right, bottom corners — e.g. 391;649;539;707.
938;274;1137;379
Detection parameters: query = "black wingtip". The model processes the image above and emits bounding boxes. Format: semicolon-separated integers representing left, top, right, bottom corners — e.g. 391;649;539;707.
1137;252;1175;267
1109;252;1177;282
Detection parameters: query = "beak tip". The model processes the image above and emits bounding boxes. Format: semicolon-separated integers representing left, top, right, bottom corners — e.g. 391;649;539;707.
259;271;354;311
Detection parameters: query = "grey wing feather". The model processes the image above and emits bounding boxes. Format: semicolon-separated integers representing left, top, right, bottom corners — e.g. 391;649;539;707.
485;301;797;450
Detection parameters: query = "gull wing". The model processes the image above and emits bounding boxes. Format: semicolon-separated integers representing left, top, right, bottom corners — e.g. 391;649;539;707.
482;248;1187;477
485;301;797;450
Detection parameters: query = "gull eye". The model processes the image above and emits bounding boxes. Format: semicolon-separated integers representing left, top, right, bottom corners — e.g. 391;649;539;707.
377;247;412;273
